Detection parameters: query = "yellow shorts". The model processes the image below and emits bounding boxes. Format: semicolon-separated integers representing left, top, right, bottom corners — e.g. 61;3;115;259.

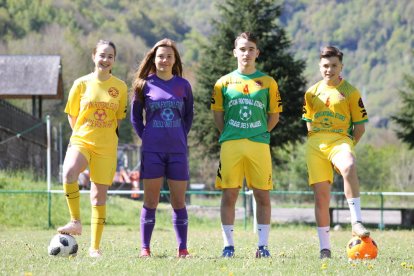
215;139;272;190
71;144;117;185
305;133;355;185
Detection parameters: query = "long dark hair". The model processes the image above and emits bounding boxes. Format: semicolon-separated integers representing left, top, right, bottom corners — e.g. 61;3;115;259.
131;38;183;102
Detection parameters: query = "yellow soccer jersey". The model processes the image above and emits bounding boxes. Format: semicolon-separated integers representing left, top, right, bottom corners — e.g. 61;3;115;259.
65;74;128;154
302;79;368;137
211;70;282;144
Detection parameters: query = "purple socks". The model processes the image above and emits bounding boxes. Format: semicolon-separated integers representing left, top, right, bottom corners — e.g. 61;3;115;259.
140;206;188;250
140;206;156;249
173;207;188;250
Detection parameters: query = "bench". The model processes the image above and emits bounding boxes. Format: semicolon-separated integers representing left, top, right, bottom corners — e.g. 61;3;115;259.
329;207;414;229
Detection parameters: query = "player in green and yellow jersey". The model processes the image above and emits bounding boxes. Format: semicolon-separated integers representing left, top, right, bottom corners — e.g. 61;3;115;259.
302;46;369;259
211;32;282;258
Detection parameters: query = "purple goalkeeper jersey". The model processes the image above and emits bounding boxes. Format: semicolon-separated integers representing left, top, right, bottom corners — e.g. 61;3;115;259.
131;74;194;153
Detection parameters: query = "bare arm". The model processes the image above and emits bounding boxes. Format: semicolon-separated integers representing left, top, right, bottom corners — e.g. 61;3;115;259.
212;110;224;133
306;122;312;132
353;123;365;145
68;115;77;130
267;113;280;132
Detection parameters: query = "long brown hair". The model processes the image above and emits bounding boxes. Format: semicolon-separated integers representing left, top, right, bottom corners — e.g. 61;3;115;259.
131;38;183;102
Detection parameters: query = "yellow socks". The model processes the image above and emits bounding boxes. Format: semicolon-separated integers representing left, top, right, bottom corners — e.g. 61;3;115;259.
91;205;106;250
63;182;80;221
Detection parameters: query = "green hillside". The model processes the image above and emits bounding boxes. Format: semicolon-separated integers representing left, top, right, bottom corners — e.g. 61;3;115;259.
1;0;413;191
1;0;412;132
279;0;414;121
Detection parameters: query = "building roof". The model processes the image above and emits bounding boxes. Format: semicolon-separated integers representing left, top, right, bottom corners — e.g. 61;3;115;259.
0;55;63;99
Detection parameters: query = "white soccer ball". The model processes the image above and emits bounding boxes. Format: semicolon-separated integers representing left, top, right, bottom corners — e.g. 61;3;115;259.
48;234;78;257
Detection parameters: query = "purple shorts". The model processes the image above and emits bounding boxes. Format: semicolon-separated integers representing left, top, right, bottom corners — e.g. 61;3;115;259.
140;151;189;180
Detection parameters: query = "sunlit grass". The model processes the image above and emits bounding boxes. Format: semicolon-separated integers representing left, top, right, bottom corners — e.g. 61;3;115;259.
1;226;413;275
1;170;414;274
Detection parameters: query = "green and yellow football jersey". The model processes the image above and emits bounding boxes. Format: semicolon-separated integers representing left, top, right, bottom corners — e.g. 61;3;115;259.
302;79;368;137
211;70;282;144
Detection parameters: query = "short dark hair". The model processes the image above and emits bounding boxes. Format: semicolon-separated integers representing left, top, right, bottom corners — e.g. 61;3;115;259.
320;46;343;62
234;32;259;48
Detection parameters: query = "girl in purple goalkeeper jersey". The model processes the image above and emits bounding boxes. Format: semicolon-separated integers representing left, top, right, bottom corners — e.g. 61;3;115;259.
131;38;194;258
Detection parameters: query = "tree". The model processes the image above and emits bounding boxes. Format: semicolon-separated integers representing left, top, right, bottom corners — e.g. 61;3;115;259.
191;0;308;159
391;74;414;148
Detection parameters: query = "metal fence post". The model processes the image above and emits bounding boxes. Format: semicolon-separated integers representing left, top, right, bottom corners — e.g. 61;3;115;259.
379;193;384;230
46;115;52;228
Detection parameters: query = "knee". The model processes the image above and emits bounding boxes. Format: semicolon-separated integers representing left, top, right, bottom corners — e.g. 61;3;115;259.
222;192;238;207
63;166;79;183
314;194;330;209
254;195;270;208
339;162;356;177
170;197;185;209
90;192;106;206
144;196;159;209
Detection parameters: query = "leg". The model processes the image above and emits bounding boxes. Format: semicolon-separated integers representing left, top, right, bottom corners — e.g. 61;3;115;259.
168;179;189;255
90;182;109;255
168;179;187;209
57;147;88;235
312;181;331;227
253;189;271;225
140;177;163;257
312;181;332;257
143;178;163;209
332;151;369;237
221;188;239;225
220;188;239;257
253;189;271;257
332;151;359;198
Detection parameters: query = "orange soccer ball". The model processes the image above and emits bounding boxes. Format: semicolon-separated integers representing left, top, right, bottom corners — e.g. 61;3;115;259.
347;236;378;260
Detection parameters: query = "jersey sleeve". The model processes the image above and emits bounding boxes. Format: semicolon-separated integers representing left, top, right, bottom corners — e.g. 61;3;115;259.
210;78;224;111
64;80;82;117
302;90;313;122
130;99;145;138
116;82;128;120
268;78;283;113
349;90;368;124
184;81;194;134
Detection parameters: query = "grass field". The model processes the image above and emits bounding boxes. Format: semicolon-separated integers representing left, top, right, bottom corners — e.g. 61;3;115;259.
1;171;414;275
1;225;414;275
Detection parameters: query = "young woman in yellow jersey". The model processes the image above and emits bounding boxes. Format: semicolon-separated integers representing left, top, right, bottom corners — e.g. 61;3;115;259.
302;46;369;259
57;40;128;258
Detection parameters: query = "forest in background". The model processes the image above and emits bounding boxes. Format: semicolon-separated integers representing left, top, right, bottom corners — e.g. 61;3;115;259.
0;0;413;191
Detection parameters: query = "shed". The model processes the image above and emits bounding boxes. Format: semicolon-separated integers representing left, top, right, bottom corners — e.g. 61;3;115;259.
0;55;63;117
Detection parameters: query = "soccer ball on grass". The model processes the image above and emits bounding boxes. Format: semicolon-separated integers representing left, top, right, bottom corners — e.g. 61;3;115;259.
346;236;378;260
48;234;78;257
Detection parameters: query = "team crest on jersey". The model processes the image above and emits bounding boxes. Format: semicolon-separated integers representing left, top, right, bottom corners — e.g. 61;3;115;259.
94;109;107;121
108;87;119;98
255;80;263;87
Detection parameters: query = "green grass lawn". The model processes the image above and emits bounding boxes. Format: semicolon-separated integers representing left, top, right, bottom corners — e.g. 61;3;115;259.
1;170;414;275
1;225;413;275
